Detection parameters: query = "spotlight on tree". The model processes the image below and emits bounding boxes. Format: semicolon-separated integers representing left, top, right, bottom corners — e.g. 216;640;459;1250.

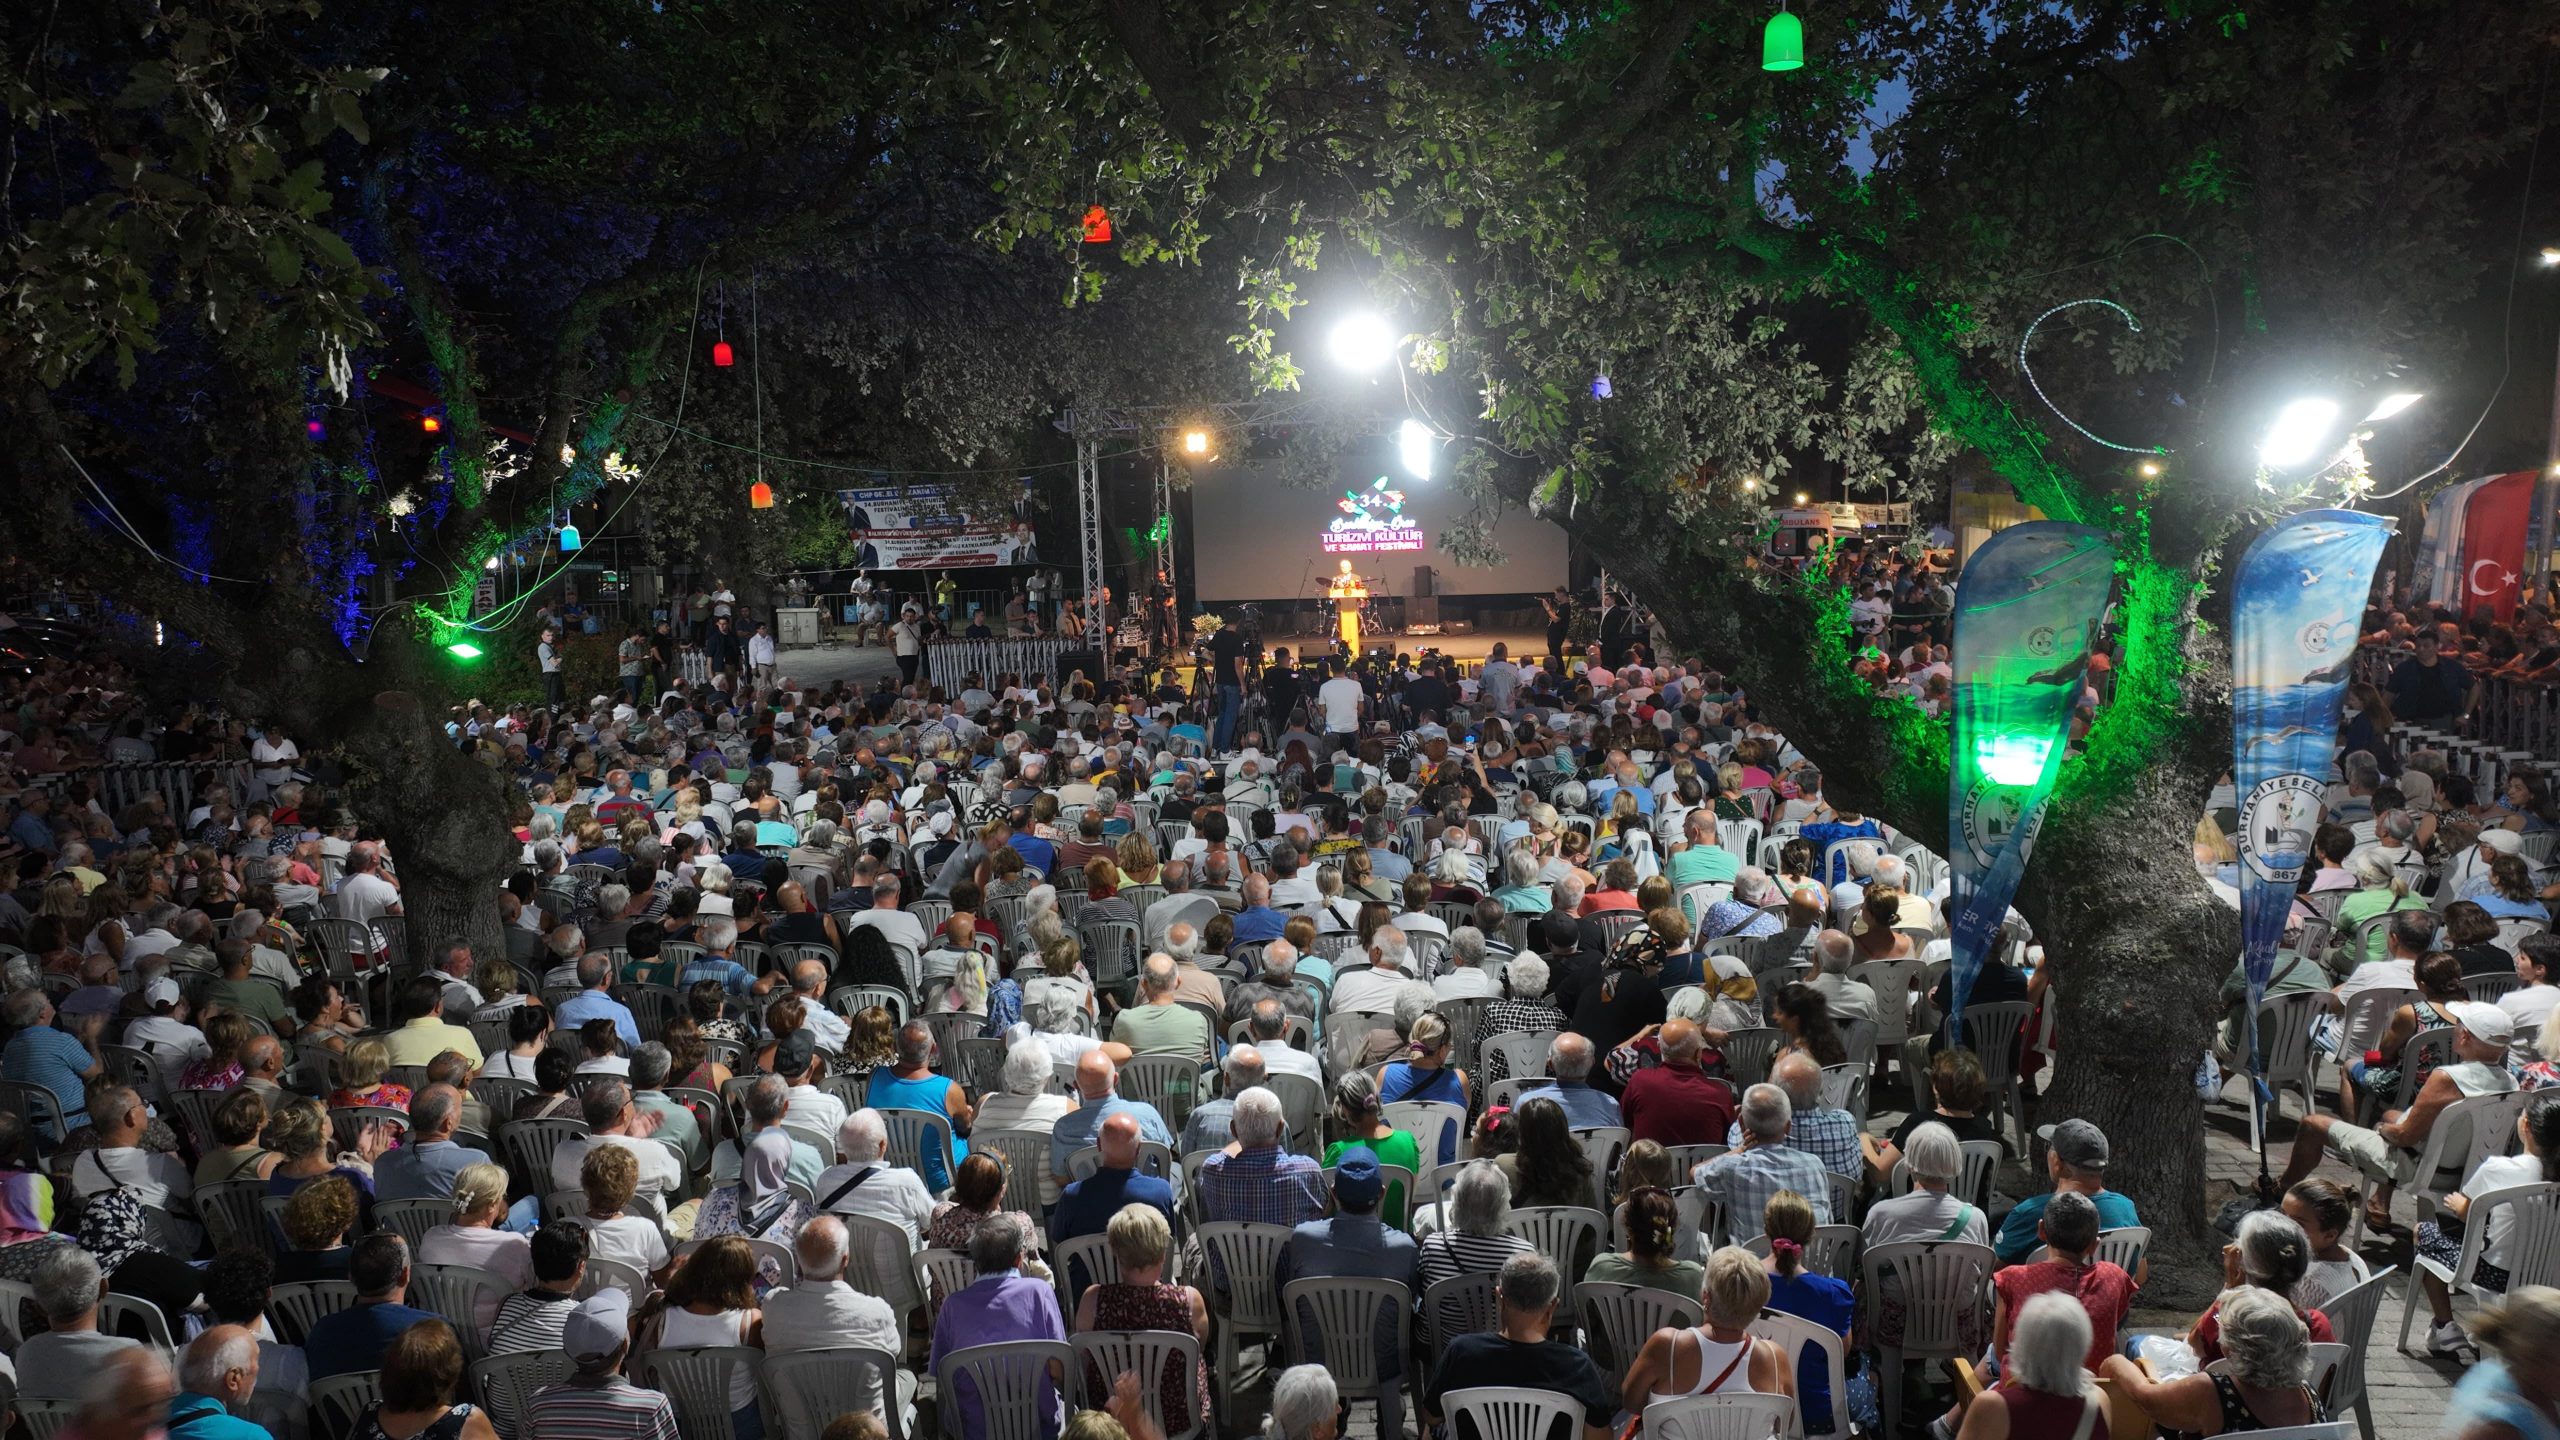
1976;732;2055;786
1398;419;1436;479
2360;392;2423;423
445;641;484;660
1327;313;1397;372
2257;398;2341;470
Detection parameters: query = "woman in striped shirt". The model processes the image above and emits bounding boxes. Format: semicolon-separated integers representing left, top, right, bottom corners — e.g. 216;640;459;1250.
1416;1158;1533;1288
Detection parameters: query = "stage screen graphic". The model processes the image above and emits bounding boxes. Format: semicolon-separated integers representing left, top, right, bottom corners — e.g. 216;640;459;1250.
1190;457;1567;601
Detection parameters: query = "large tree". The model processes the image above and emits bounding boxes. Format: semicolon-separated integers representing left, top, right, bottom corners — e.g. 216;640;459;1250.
948;0;2558;1286
0;0;1245;960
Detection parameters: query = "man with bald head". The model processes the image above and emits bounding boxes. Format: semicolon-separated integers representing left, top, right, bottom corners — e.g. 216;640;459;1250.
168;1325;266;1439
1516;1033;1621;1129
1048;1111;1177;1248
1617;1018;1736;1146
790;958;850;1054
1231;874;1287;944
1047;1048;1175;1181
79;1346;178;1440
1112;953;1213;1063
373;1083;493;1202
239;1034;289;1109
1727;1050;1863;1179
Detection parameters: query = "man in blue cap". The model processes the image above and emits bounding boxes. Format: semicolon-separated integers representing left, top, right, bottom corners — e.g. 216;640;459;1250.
1276;1144;1418;1440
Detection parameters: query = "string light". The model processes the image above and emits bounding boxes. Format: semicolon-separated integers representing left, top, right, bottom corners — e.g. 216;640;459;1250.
2016;299;2170;456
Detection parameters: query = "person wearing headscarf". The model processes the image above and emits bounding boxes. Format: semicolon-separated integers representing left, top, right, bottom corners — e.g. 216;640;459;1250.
78;1184;203;1332
0;1128;70;1281
691;1127;812;1294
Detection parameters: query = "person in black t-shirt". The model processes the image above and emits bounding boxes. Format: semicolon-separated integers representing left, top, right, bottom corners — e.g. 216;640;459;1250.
1423;1252;1613;1440
1210;623;1250;752
2386;631;2472;721
1404;660;1454;725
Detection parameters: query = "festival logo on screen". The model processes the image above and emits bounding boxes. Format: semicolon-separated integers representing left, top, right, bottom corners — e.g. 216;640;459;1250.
1322;476;1425;555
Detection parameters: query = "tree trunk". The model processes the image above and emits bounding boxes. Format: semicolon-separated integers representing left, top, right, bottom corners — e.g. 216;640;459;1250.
337;688;514;973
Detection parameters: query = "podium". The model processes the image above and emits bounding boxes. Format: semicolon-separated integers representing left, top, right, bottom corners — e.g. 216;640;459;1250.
1328;575;1369;651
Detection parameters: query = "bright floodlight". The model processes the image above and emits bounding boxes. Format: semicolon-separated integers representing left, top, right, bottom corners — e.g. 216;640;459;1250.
1976;733;2054;787
2360;392;2423;423
2542;247;2560;267
1181;428;1211;456
1328;313;1397;372
1398;419;1435;479
2258;398;2341;470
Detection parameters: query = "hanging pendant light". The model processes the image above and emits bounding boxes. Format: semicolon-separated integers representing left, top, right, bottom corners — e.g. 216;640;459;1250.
557;521;583;552
749;480;775;510
712;340;735;367
1763;4;1804;70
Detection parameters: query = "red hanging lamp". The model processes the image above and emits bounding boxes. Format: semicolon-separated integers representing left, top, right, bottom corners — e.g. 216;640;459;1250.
712;340;734;367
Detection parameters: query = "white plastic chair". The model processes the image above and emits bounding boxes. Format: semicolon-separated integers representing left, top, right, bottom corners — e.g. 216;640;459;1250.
2251;989;2342;1120
2398;1182;2560;1352
469;1350;568;1440
1740;1226;1862;1282
1643;1391;1798;1440
1441;1387;1588;1440
407;1263;510;1359
267;1279;360;1345
1577;1280;1704;1377
764;1347;910;1440
1281;1276;1413;1416
1573;1125;1633;1209
309;1372;384;1440
1384;1099;1469;1170
1859;1239;1995;1440
2317;1262;2396;1440
1504;1207;1608;1323
1197;1222;1294;1419
1748;1308;1853;1440
1071;1330;1210;1440
938;1340;1073;1440
876;1106;958;1192
1419;1271;1502;1367
632;1345;767;1439
841;1212;929;1334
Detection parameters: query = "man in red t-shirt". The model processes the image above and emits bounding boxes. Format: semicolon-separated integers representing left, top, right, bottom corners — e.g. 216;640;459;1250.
1618;1019;1738;1147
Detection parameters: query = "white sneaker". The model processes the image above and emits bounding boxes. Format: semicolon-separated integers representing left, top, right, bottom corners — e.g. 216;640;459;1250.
2428;1320;2474;1358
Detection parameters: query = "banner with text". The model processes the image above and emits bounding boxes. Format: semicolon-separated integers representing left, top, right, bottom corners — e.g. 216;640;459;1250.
1944;522;2115;1041
2231;508;2392;1068
840;483;1038;570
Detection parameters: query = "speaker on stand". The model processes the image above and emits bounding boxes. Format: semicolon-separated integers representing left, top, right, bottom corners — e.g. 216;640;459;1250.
1408;564;1441;633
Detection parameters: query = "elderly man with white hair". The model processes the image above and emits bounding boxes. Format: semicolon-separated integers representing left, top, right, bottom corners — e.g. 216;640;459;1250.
1197;1086;1327;1225
1516;1034;1621;1129
1826;839;1884;925
1433;926;1499;1000
1859;1119;1990;1248
1329;926;1416;1015
1182;1045;1268;1155
1240;999;1324;1083
1866;853;1935;930
811;1108;938;1245
1805;929;1879;1024
169;1324;264;1440
760;1214;902;1413
1159;922;1225;1010
1692;1082;1834;1240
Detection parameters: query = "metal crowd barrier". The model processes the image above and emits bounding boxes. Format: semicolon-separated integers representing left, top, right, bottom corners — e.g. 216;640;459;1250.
35;759;255;820
2353;644;2560;772
926;637;1079;692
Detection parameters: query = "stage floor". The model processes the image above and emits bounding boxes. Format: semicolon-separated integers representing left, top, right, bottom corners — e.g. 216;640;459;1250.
1259;624;1552;669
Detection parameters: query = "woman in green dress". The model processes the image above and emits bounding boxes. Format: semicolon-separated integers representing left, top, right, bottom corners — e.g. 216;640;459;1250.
1323;1069;1421;1228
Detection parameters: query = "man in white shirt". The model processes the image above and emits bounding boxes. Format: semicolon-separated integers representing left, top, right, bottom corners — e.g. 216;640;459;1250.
747;623;778;689
813;1108;938;1245
2501;934;2560;1059
842;875;930;954
1434;926;1501;1000
1804;930;1879;1025
1317;662;1365;743
773;1032;848;1140
334;843;403;927
250;726;302;795
1330;928;1418;1014
1266;846;1324;913
2336;909;2439;1053
124;978;211;1095
72;1085;200;1252
762;1216;902;1416
1239;1002;1325;1083
790;961;852;1055
549;1081;685;1203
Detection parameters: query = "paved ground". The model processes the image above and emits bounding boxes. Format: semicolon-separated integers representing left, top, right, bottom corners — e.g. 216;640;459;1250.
773;635;903;690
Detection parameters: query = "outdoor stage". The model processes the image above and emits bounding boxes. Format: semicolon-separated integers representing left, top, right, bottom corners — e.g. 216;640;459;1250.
1253;622;1552;673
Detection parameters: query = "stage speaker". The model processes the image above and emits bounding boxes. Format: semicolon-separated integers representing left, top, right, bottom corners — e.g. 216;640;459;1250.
1414;565;1437;597
1056;647;1104;682
1447;619;1473;635
1410;595;1440;627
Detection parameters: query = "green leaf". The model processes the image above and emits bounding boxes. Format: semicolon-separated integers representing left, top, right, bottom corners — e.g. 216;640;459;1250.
329;91;369;145
264;234;301;286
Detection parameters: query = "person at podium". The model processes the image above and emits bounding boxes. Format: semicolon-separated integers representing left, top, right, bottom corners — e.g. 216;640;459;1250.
1327;560;1369;654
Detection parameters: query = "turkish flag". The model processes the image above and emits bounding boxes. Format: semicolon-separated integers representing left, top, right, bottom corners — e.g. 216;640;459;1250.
2460;470;2537;623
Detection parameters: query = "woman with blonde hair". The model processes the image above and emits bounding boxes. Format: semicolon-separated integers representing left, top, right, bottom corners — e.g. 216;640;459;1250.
329;1036;414;1121
1115;834;1162;888
420;1162;533;1323
694;861;736;917
1619;1245;1795;1405
1074;1203;1212;1437
1375;1010;1469;1167
1761;1190;1857;1434
265;1096;385;1227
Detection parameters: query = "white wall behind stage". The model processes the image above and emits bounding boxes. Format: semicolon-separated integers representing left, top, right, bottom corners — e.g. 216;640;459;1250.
1188;457;1569;603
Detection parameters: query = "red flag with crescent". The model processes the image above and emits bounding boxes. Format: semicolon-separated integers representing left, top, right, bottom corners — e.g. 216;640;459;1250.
2460;470;2535;623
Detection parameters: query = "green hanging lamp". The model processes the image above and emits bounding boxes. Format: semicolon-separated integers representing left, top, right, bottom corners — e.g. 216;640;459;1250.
1763;4;1804;71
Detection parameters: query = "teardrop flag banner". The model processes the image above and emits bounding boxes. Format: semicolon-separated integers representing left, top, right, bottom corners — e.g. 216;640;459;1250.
1943;522;2115;1042
2231;508;2393;1072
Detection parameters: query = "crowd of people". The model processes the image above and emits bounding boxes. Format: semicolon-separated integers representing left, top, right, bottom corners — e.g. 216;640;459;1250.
0;583;2554;1440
